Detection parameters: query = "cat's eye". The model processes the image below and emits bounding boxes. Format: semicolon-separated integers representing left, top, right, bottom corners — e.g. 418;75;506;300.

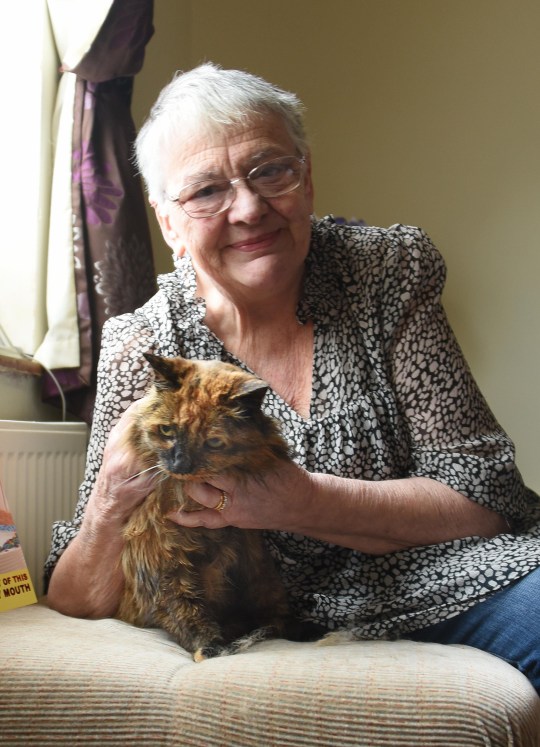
205;436;226;450
158;424;175;438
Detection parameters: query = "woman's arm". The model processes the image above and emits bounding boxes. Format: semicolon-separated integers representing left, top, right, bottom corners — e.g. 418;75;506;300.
47;404;155;618
45;313;157;618
167;461;507;554
296;471;508;553
46;508;125;618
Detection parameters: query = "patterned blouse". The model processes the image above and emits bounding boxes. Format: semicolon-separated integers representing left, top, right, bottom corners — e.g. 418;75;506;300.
44;217;540;638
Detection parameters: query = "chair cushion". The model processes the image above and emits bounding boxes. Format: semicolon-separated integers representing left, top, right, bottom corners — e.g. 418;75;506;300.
3;601;540;746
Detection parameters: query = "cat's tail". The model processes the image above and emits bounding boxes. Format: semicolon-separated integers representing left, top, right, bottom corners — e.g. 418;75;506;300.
221;619;325;657
221;627;274;656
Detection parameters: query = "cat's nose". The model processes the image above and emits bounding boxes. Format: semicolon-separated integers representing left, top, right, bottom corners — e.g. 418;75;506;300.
169;446;193;474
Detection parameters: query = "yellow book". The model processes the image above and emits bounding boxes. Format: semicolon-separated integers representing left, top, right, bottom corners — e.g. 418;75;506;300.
0;479;37;611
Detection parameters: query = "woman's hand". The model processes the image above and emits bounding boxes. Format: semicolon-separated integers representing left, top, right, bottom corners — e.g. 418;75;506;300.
89;399;158;527
167;459;313;532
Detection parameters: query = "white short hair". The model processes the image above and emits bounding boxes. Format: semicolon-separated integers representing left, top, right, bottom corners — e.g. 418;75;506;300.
134;62;309;205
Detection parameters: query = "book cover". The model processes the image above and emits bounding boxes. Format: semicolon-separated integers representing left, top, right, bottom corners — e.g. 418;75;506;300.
0;479;37;611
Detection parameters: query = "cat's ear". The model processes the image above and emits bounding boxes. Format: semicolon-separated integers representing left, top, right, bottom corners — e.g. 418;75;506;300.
144;353;184;391
233;380;269;412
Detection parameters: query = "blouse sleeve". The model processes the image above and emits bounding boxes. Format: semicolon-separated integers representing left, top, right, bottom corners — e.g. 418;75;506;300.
380;225;528;524
43;312;156;586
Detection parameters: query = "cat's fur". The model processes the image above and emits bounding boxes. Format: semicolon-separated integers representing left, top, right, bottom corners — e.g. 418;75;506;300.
116;353;319;661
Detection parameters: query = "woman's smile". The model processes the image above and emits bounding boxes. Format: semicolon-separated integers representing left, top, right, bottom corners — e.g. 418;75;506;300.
227;229;282;253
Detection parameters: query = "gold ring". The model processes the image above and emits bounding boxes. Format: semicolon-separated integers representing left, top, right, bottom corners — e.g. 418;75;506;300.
214;490;229;511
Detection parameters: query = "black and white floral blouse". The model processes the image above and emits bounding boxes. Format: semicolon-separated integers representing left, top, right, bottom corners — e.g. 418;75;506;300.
44;217;540;638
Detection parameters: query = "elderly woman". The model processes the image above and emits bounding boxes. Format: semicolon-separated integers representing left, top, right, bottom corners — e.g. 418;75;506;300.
46;63;540;691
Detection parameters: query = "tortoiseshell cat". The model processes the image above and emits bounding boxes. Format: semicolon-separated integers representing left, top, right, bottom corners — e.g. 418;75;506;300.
116;353;319;661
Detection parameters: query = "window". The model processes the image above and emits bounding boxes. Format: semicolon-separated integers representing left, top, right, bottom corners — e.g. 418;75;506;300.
0;2;58;357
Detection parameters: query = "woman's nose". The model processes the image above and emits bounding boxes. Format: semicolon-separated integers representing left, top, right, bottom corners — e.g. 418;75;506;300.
227;179;268;223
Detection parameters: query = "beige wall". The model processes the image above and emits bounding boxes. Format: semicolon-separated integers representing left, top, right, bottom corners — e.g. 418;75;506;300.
133;0;540;490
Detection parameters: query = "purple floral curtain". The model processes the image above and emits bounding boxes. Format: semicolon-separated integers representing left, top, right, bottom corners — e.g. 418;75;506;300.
44;0;156;423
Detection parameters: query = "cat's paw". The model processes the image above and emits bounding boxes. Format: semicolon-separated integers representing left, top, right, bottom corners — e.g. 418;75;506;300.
192;643;226;662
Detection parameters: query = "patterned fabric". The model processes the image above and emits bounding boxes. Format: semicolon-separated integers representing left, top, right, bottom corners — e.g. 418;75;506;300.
44;217;540;638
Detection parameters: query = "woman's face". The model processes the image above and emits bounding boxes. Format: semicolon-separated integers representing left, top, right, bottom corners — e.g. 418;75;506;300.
155;114;314;304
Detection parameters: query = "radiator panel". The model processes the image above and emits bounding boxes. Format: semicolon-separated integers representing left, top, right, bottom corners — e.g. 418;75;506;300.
0;420;87;596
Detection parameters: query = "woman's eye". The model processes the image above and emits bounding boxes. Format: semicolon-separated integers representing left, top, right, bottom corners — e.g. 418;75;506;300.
205;436;225;450
257;164;285;179
185;181;229;202
158;425;175;438
192;184;220;200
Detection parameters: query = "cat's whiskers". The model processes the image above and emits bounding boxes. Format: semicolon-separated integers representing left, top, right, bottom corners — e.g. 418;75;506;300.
154;470;170;486
116;464;163;490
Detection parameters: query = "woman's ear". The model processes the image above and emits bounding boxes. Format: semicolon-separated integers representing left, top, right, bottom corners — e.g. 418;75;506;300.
153;201;187;257
302;152;315;211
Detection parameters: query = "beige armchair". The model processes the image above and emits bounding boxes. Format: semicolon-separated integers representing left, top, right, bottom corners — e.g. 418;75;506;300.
3;600;539;745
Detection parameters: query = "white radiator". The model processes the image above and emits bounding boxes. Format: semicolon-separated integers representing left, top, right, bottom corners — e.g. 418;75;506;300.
0;420;88;597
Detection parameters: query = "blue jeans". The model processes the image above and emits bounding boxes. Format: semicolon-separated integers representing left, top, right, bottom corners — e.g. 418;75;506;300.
408;566;540;694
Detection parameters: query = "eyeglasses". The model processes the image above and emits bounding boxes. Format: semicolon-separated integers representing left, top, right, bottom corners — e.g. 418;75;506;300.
168;155;307;218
